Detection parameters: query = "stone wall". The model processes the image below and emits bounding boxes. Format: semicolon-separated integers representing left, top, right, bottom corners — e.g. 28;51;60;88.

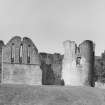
52;53;63;85
62;41;80;86
2;64;41;85
79;40;95;86
40;53;54;85
0;36;95;86
62;40;95;86
0;40;4;82
2;36;42;85
40;53;63;85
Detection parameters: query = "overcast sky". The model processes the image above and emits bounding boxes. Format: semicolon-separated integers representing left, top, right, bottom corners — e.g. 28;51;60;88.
0;0;105;56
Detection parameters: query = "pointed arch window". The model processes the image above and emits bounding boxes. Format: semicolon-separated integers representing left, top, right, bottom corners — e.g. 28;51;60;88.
27;45;31;64
11;43;15;63
19;43;23;64
78;47;80;53
75;45;77;54
76;57;81;65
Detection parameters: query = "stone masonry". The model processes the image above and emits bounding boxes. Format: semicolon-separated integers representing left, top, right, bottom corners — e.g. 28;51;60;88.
0;40;4;82
62;40;95;86
2;36;42;85
40;53;63;85
0;36;96;87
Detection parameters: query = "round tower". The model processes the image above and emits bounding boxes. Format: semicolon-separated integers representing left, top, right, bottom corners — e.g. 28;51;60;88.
62;40;81;86
79;40;95;86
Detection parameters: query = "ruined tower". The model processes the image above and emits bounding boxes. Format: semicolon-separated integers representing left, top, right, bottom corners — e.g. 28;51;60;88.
79;40;95;86
62;40;95;86
2;36;42;85
62;40;81;86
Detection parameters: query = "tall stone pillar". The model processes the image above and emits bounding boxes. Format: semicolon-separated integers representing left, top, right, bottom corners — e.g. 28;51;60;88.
79;40;95;86
62;40;81;86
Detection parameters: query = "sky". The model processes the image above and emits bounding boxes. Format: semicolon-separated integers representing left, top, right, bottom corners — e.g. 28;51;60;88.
0;0;105;56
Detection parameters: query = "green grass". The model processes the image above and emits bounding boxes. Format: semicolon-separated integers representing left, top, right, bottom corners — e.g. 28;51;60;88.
0;84;105;105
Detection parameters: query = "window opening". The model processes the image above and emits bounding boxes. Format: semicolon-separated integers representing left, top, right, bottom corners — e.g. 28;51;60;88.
27;45;31;64
19;43;23;64
11;43;15;63
76;57;81;65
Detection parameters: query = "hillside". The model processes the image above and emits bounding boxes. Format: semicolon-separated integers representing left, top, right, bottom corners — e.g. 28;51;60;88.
0;84;105;105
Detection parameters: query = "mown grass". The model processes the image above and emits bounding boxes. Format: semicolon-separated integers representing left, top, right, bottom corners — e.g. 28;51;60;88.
0;84;104;105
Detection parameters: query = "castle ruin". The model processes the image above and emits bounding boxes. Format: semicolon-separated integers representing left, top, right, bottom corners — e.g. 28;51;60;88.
0;36;95;87
1;36;42;85
62;40;95;86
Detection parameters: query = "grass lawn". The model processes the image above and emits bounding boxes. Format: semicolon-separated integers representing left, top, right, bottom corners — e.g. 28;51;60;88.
0;84;105;105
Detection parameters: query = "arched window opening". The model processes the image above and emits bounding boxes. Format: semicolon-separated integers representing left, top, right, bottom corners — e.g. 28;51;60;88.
75;45;77;54
11;43;15;63
27;45;31;64
76;57;81;65
78;47;80;53
19;43;23;64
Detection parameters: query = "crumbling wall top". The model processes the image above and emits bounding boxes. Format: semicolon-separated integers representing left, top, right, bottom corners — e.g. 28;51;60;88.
2;36;40;65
